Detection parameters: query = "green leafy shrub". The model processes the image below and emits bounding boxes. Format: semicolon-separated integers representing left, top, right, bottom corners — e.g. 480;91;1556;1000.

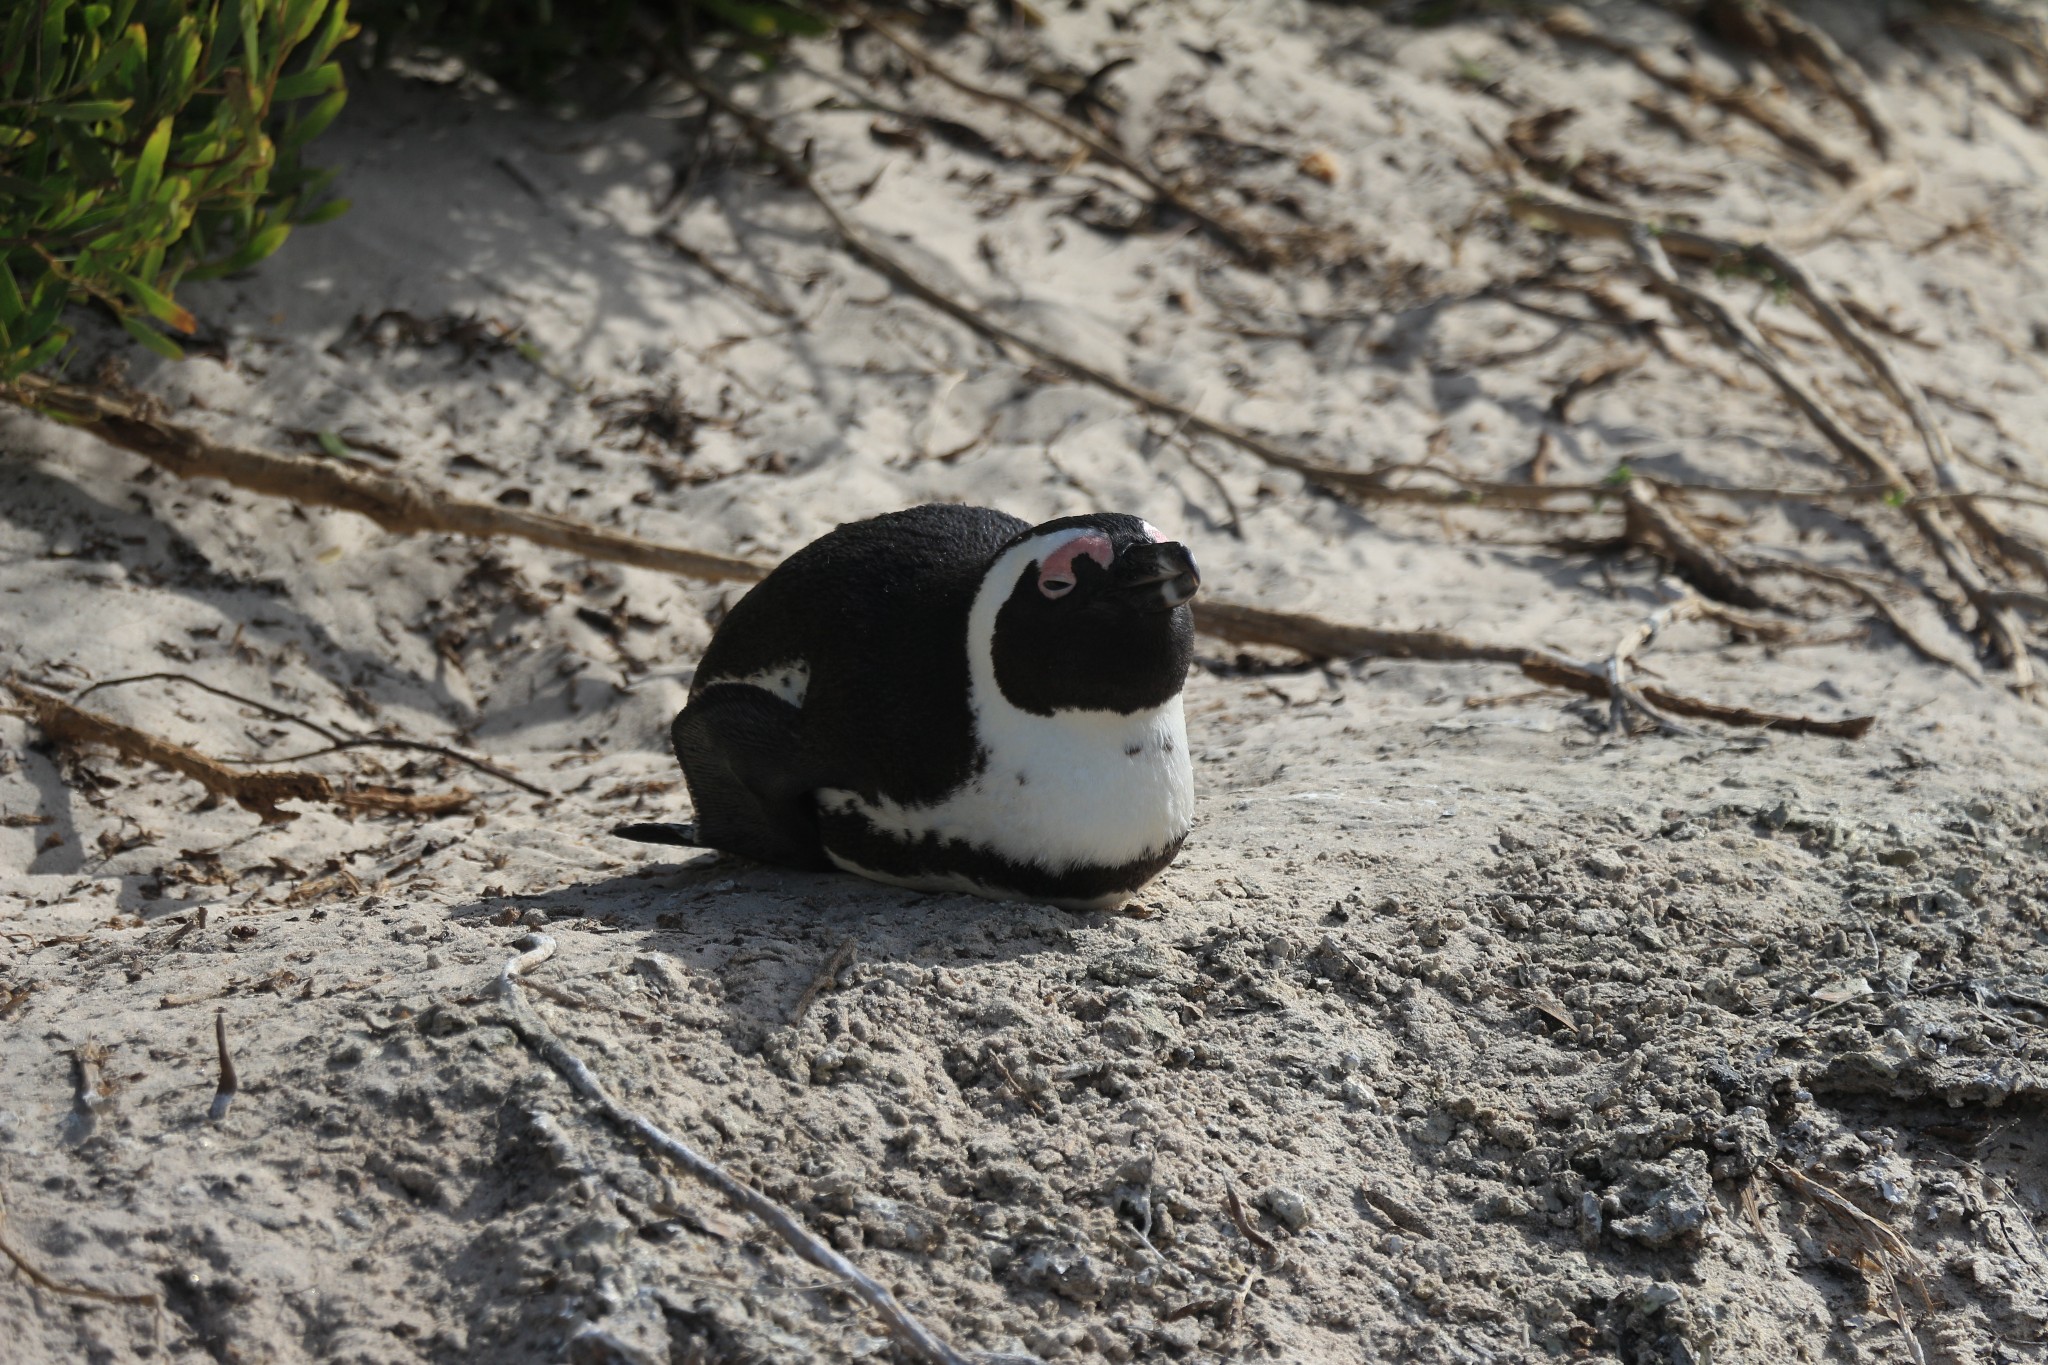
1;1;838;387
348;0;833;103
0;0;358;380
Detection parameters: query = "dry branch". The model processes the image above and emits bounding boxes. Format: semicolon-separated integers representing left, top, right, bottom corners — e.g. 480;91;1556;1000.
1769;1161;1930;1359
1593;587;1704;736
1193;600;1873;738
790;937;858;1027
1697;0;1896;159
650;47;1393;501
208;1010;238;1122
76;672;547;795
3;676;472;823
1516;657;1874;739
1508;185;2036;686
1727;242;2048;586
1193;601;1529;666
499;934;972;1365
1621;480;1773;609
661;230;798;319
1542;6;1862;183
1745;556;1982;681
1776;164;1914;251
5;375;768;587
1987;589;2048;617
841;4;1265;262
0;1193;161;1310
1623;228;2033;685
9;377;1872;741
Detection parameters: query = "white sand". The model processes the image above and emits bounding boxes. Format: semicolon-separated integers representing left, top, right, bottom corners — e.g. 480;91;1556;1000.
5;3;2047;1361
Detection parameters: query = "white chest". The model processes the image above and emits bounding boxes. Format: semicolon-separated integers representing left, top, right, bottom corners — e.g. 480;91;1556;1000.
817;693;1194;873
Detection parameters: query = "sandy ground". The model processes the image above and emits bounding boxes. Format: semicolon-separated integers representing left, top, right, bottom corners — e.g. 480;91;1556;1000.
5;2;2048;1361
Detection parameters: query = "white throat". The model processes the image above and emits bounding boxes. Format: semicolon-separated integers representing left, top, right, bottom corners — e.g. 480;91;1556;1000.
817;529;1195;885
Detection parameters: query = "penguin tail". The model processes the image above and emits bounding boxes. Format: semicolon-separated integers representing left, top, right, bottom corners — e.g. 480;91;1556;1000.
610;821;703;848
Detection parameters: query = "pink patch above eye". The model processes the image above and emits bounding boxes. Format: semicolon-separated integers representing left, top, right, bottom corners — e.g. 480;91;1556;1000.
1037;532;1114;597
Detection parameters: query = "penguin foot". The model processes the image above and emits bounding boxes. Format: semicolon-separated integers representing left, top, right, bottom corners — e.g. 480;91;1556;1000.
610;821;702;847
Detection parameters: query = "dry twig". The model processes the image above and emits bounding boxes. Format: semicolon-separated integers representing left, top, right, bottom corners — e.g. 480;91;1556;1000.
4;375;767;587
0;1192;161;1309
4;676;472;823
1621;480;1773;609
208;1010;238;1122
1223;1183;1278;1263
1769;1161;1929;1363
76;672;546;796
1697;0;1897;158
1591;587;1703;736
649;49;1395;502
1195;600;1873;738
841;4;1266;262
660;230;797;319
790;937;858;1027
498;934;972;1365
1744;555;1981;680
1543;6;1862;183
1777;164;1914;251
1508;185;2036;686
9;381;1873;740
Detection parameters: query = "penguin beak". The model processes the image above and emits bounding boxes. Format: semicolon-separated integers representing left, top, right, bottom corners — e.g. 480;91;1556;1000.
1112;541;1201;611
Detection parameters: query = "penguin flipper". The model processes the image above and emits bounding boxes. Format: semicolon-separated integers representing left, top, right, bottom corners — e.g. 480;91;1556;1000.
672;684;830;871
611;821;702;847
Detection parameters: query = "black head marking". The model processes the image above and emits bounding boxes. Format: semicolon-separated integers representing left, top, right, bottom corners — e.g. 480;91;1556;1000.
990;513;1198;716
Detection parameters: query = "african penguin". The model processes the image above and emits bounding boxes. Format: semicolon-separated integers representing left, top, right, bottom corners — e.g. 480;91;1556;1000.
615;504;1201;911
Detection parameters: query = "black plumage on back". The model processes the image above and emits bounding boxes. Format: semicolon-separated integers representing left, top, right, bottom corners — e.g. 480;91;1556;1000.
692;504;1026;806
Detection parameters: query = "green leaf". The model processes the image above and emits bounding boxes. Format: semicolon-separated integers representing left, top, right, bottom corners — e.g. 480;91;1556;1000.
296;195;349;225
13;329;72;379
121;312;185;360
0;260;23;324
54;122;116;184
239;0;264;82
226;221;290;269
43;99;133;122
24;280;67;347
130;115;171;209
315;428;349;459
278;88;344;155
75;24;140;92
281;0;324;47
0;171;56;201
112;269;197;333
0;12;31;101
166;23;202;96
40;0;77;76
272;60;342;102
302;1;356;67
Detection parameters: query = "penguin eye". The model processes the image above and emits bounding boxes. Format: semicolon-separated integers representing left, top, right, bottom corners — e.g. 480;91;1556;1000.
1035;532;1112;601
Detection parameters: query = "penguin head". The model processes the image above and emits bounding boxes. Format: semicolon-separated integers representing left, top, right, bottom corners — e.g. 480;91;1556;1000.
982;513;1199;716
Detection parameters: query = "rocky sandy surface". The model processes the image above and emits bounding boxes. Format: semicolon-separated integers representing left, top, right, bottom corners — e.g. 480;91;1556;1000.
5;3;2048;1362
